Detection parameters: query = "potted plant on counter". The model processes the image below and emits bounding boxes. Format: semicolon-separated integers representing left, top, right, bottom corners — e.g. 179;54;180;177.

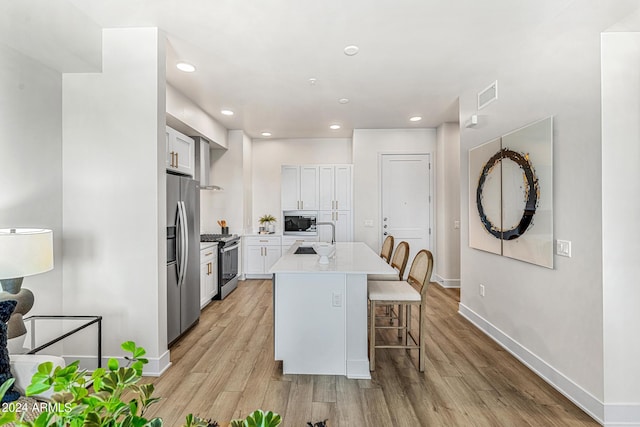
258;214;277;234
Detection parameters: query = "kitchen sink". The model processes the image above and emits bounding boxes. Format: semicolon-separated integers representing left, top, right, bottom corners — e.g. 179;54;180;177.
294;247;316;254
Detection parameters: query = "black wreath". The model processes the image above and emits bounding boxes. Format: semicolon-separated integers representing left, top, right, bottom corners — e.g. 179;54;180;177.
476;148;539;240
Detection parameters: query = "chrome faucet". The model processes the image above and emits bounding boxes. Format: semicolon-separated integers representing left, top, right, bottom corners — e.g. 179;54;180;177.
316;222;335;244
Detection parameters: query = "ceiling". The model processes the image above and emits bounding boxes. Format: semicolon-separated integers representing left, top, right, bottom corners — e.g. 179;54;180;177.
5;0;634;139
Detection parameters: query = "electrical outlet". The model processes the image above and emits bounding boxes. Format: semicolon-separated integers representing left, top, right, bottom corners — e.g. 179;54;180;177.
364;220;374;227
332;292;342;307
479;284;485;297
454;220;460;229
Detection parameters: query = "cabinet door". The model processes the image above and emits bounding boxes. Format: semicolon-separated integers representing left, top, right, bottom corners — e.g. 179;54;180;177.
264;246;282;273
318;166;335;211
334;211;353;242
317;211;334;243
281;166;300;210
245;245;265;275
200;262;210;308
173;131;195;177
299;166;319;210
334;165;352;211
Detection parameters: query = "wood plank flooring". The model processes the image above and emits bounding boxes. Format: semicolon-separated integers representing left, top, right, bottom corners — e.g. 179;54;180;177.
142;279;598;426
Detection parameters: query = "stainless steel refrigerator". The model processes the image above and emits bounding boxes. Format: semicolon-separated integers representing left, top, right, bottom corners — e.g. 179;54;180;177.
167;173;200;345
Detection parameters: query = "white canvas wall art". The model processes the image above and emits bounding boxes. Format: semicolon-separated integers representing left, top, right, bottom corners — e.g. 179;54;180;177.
468;117;553;268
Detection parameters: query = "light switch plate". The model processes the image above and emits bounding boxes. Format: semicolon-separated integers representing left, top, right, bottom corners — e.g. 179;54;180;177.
364;220;373;227
556;240;572;257
454;220;460;229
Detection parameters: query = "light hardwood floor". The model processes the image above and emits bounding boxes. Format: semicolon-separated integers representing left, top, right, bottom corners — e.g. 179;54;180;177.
142;279;598;426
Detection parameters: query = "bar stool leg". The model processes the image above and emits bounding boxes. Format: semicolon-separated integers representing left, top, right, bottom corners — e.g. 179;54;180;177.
397;304;403;338
419;305;425;372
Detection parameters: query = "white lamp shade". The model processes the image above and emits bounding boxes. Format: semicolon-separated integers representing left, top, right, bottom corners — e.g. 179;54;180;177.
0;228;54;279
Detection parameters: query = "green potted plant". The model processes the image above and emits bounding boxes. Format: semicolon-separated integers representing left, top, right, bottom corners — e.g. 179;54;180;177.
0;342;282;427
258;214;277;233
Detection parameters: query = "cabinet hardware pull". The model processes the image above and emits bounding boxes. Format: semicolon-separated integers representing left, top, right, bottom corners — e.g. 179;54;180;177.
205;252;213;256
336;200;338;210
170;152;174;167
260;240;268;242
301;200;304;209
175;152;179;167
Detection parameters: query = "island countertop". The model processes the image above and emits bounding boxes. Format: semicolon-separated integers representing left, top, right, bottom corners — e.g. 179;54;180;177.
269;241;396;275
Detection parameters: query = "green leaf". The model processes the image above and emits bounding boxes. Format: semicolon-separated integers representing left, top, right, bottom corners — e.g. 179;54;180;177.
121;341;136;353
36;361;54;375
108;358;119;371
0;378;15;403
83;411;101;427
146;418;163;427
26;382;52;396
0;410;16;425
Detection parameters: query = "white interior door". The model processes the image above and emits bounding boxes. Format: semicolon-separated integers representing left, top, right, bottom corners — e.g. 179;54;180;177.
381;154;431;276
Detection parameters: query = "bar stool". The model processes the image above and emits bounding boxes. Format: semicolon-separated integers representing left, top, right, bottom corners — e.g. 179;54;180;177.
380;235;394;263
368;249;433;372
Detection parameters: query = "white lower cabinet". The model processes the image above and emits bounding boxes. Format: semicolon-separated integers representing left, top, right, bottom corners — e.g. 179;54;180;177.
200;244;218;308
244;236;282;278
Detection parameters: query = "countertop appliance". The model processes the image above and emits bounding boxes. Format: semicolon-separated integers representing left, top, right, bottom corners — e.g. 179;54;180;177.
200;234;240;299
167;173;200;346
283;211;317;235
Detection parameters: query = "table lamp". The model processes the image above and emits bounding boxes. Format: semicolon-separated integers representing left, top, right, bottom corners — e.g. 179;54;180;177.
0;228;53;341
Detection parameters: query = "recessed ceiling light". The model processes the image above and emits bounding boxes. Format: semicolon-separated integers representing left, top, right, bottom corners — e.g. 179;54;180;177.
221;109;234;116
339;98;350;104
344;45;360;56
409;116;423;122
329;124;341;130
176;62;196;73
309;78;318;85
261;132;272;137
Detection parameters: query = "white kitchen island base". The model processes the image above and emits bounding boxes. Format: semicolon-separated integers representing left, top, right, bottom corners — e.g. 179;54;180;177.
271;242;396;379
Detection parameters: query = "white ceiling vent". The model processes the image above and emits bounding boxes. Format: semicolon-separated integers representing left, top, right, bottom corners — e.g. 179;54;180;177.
478;80;498;110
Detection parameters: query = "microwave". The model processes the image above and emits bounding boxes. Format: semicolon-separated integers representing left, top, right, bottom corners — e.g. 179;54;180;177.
283;211;317;235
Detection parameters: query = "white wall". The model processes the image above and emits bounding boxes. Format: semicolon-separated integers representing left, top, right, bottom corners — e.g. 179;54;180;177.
166;83;228;149
0;44;63;315
203;130;251;235
352;129;436;252
601;31;640;423
435;122;460;287
251;138;351;233
62;28;168;372
457;3;640;422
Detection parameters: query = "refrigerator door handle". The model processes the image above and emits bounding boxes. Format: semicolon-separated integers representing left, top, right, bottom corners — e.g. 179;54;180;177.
177;202;186;287
180;200;189;286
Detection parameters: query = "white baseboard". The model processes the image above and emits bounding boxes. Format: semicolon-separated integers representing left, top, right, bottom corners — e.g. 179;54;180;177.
434;274;460;288
64;349;172;377
458;303;605;425
604;404;640;426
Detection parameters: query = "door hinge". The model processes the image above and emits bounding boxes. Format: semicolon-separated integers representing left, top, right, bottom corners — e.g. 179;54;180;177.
429;228;431;235
429;195;431;203
429;163;431;170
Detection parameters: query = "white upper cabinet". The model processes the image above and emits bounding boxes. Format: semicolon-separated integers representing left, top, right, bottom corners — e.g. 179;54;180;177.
319;165;352;211
166;126;195;177
281;165;319;211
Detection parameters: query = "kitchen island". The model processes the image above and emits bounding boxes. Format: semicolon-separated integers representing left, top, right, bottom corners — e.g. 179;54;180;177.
269;241;396;379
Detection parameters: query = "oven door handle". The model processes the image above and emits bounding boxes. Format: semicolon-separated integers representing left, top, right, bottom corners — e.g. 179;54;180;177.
221;243;239;253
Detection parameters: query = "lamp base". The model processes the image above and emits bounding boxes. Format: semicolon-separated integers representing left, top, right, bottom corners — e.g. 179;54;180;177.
0;277;33;340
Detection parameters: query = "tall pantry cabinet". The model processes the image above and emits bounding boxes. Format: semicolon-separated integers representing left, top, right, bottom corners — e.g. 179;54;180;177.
282;164;353;242
318;165;353;242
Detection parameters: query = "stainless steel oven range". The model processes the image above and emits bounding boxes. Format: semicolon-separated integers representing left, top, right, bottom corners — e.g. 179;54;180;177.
200;233;240;299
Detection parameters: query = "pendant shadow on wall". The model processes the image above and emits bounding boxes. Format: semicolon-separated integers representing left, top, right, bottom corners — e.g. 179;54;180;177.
469;116;554;269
